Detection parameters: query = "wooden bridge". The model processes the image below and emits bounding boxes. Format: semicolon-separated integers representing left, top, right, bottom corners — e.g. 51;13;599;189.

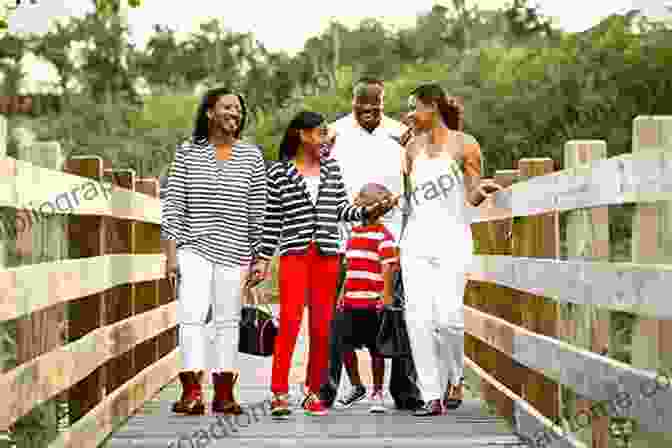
1;114;671;448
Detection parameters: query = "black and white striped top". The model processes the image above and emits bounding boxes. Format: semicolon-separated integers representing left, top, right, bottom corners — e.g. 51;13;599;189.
258;157;366;260
160;139;266;268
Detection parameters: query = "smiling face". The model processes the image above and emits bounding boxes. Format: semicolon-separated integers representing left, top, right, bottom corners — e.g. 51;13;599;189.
298;126;327;158
207;94;242;136
299;126;323;147
407;94;435;131
352;83;384;132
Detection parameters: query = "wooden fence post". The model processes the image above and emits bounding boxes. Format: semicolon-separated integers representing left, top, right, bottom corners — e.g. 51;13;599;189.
466;170;519;421
513;158;561;422
63;156;108;422
465;178;495;409
563;140;610;448
132;178;161;376
9;141;69;447
630;115;672;448
488;169;520;420
103;168;136;397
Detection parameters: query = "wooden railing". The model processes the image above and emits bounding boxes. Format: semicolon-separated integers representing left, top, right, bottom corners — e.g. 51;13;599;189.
2;112;671;448
0;116;177;448
465;115;672;448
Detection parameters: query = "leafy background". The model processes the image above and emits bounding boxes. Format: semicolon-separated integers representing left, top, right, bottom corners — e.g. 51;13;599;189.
1;0;671;446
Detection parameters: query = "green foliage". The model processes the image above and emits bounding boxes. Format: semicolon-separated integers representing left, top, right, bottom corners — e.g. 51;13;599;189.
2;3;672;446
93;0;142;17
129;93;198;132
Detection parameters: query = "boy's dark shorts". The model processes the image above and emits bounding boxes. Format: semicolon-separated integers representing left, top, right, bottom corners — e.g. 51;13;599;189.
335;307;382;353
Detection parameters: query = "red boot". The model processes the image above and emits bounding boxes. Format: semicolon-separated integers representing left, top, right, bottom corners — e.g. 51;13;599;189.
172;371;205;415
211;372;243;414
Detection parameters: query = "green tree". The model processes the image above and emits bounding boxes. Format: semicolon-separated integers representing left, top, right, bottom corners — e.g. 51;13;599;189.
30;20;83;104
135;25;183;90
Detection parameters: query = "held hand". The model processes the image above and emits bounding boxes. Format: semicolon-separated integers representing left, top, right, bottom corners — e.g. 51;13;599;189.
248;260;270;287
478;182;503;200
478;182;504;197
165;251;178;291
165;253;177;277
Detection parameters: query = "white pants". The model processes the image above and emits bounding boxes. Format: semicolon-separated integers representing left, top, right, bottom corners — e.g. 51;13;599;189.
401;253;466;402
177;248;246;371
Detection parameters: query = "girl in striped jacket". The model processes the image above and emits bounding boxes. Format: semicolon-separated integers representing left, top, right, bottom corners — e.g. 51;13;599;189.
251;111;398;417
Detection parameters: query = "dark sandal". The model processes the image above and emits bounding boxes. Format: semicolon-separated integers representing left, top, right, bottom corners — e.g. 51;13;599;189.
444;378;464;410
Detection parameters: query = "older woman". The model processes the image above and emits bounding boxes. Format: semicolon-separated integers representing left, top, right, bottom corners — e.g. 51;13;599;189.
252;111;397;417
161;87;266;415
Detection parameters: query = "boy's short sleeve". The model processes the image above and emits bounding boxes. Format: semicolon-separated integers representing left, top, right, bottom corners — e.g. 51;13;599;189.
378;227;399;265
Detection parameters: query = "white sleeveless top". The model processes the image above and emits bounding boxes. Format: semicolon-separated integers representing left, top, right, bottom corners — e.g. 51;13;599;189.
400;153;474;261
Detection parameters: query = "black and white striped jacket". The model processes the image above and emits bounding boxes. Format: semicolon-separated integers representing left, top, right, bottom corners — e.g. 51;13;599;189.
160;138;266;268
258;157;366;260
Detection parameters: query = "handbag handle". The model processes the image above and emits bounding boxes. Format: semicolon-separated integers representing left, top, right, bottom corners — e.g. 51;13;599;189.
245;277;274;317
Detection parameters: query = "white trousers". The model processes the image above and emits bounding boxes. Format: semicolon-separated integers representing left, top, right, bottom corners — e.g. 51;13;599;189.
401;253;466;402
176;248;246;371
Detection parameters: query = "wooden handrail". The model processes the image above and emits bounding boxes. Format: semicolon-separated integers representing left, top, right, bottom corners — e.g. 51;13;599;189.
0;302;176;430
0;157;161;223
0;254;165;322
471;141;672;223
467;255;672;319
465;305;672;434
465;356;586;448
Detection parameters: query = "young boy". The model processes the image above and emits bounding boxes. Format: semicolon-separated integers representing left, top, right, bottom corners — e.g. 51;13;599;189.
335;183;399;413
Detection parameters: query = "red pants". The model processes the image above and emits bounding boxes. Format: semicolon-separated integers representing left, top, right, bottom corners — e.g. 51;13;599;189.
271;243;340;395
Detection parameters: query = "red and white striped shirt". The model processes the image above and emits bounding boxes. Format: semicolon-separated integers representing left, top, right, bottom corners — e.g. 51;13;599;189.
342;223;398;310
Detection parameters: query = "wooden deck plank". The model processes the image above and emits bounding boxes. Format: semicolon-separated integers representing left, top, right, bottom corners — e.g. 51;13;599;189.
103;305;525;447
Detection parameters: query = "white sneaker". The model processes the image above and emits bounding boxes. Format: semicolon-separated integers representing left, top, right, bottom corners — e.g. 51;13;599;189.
368;390;387;413
335;384;367;409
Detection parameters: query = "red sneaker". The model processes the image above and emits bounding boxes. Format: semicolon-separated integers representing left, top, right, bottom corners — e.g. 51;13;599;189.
271;393;291;418
303;393;328;416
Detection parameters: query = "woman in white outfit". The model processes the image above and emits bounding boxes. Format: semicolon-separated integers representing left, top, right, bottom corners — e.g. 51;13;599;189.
400;84;501;416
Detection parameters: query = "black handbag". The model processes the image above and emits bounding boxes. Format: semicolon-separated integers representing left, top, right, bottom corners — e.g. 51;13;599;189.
238;286;277;357
375;304;412;358
376;167;414;359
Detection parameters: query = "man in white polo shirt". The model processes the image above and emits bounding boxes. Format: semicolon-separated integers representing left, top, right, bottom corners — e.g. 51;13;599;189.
319;77;423;411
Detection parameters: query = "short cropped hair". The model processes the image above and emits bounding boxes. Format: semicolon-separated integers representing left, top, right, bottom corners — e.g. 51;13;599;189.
353;77;385;96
